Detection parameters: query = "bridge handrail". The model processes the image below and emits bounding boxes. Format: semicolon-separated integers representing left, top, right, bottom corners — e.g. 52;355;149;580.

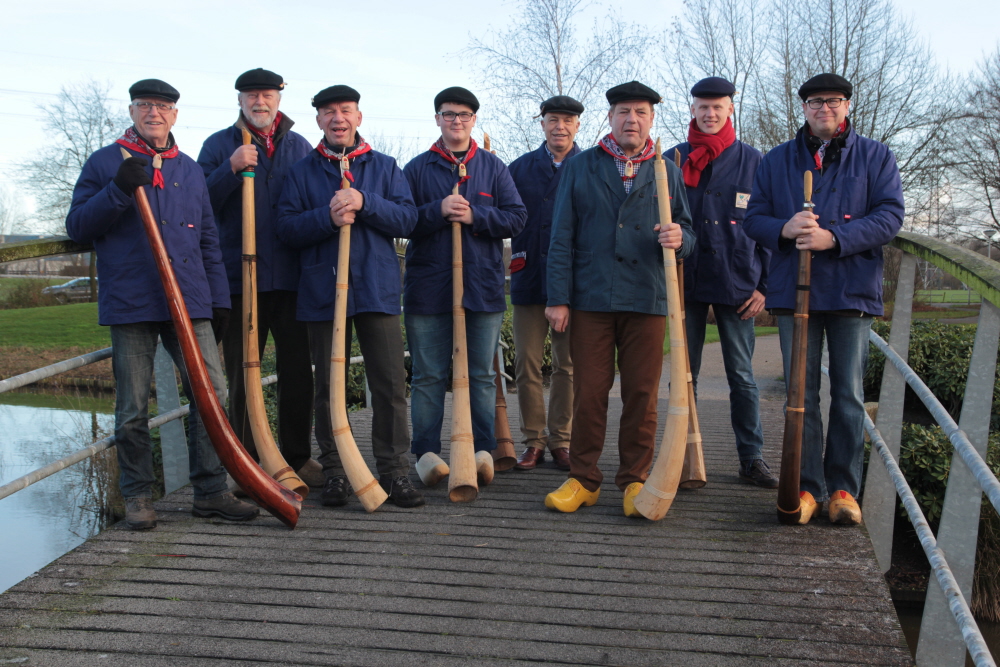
890;230;1000;308
0;237;91;264
0;348;113;395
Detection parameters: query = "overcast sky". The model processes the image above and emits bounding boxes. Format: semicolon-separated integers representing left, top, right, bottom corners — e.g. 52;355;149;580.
1;0;997;221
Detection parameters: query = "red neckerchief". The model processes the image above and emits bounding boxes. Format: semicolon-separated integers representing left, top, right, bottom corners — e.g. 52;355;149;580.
807;119;848;170
115;126;178;189
243;111;283;158
682;117;736;188
430;137;478;185
598;133;656;181
315;135;372;183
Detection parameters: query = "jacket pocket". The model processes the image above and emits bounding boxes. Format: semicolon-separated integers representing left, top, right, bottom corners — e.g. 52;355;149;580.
300;262;335;313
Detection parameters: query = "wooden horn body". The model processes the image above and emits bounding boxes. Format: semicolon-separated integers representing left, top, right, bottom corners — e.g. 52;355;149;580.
673;146;707;489
491;354;517;471
633;140;690;521
239;130;308;497
118;147;301;528
448;167;479;502
331;159;389;512
776;171;814;524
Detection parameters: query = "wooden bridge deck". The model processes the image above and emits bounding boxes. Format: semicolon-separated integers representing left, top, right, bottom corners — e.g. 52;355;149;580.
0;336;912;666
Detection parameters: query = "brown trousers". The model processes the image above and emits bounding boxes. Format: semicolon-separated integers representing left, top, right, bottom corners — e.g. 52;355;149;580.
512;304;573;451
568;310;666;492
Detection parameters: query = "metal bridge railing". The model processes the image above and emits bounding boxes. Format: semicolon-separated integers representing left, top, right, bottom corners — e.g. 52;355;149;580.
862;231;1000;666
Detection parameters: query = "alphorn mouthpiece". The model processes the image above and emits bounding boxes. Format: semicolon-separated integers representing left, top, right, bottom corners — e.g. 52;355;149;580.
241;128;252;146
655;137;663;160
119;147;131;160
483;132;491;153
458;163;467;179
803;170;813;206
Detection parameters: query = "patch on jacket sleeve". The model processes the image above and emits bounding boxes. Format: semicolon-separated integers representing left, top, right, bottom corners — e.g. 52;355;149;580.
735;192;751;209
509;251;526;273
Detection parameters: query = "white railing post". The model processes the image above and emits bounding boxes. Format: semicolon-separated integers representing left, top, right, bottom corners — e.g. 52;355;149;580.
917;300;1000;665
865;252;917;572
154;340;189;495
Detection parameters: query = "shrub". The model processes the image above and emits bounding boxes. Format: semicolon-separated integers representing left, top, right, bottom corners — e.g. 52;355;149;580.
0;280;59;310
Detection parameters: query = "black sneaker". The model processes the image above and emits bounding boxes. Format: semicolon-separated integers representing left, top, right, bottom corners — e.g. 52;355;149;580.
192;492;260;521
380;475;426;508
739;459;779;488
321;475;351;507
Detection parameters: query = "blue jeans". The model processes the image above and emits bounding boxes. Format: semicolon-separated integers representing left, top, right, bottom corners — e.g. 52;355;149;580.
777;313;871;501
406;310;504;457
686;301;764;462
111;319;229;501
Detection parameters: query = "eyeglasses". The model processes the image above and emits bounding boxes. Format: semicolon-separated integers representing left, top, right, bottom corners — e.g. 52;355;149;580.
132;101;176;112
805;97;848;109
437;111;474;122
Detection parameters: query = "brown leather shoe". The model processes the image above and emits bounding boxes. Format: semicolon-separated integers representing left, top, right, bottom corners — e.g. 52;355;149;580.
550;447;571;470
515;447;545;470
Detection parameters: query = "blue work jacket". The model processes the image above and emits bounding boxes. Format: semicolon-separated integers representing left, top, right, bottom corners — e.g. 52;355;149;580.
508;141;581;306
276;148;417;320
402;149;527;315
66;142;229;326
197;115;312;295
743;125;904;316
547;146;695;315
670;139;768;307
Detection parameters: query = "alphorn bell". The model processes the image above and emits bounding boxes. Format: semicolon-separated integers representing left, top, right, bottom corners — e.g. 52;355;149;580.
673;148;706;489
330;153;389;512
118;147;301;527
776;171;814;524
239;129;308;497
483;131;517;472
448;163;479;501
632;139;691;520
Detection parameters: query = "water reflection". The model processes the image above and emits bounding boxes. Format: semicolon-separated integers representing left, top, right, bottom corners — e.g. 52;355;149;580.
0;391;116;593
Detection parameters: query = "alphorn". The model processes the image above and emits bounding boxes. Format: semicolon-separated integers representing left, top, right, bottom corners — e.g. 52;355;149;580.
776;171;814;524
483;132;517;472
118;147;301;527
239;129;308;497
449;163;479;502
632;139;691;520
674;148;706;489
331;153;389;512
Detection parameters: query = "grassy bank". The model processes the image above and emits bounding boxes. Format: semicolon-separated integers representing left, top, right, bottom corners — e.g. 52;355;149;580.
0;302;109;349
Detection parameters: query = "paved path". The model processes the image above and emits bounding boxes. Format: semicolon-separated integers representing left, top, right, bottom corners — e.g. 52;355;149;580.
0;336;912;665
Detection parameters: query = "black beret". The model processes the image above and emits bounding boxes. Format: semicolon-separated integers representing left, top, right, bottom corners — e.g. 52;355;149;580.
798;73;853;101
606;81;661;106
434;87;479;113
311;85;361;108
128;79;179;103
235;68;285;92
540;95;584;116
690;76;736;99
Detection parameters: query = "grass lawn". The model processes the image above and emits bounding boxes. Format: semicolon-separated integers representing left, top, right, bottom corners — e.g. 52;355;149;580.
0;302;110;349
915;289;981;304
663;325;778;354
912;308;980;320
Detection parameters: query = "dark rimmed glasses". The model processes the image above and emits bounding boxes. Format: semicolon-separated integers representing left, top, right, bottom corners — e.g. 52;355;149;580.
805;97;849;109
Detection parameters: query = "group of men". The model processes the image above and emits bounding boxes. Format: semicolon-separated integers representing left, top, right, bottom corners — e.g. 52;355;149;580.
66;66;902;530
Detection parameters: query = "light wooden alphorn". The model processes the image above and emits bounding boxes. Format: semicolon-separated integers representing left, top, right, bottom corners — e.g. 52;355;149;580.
118;147;301;527
632;139;691;521
449;163;479;502
239;129;309;497
776;171;814;524
482;132;517;471
331;152;388;512
673;148;706;489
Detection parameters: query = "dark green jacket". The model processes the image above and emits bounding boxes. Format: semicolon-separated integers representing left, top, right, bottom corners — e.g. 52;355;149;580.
546;146;695;315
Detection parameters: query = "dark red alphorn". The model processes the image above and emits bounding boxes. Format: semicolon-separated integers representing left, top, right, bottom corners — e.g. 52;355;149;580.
119;148;302;528
776;171;814;524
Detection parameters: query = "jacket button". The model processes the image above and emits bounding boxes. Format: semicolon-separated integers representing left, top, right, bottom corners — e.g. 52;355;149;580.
712;250;717;255
705;189;711;195
173;183;179;187
704;219;710;224
543;198;548;201
632;259;638;264
639;193;644;198
635;225;640;230
183;258;188;263
269;174;273;179
161;219;167;225
617;256;623;262
831;188;837;192
815;187;822;193
830;220;836;225
715;192;721;197
619;224;623;228
714;220;719;224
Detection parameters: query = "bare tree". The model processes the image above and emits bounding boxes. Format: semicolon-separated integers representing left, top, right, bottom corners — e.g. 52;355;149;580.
465;0;656;160
0;184;28;235
20;79;131;234
952;47;1000;232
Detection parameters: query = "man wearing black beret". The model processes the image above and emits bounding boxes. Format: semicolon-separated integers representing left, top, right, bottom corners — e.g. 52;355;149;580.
669;77;776;489
745;73;904;525
402;86;527;490
67;79;258;529
506;95;585;472
277;85;424;508
544;81;695;516
197;69;320;493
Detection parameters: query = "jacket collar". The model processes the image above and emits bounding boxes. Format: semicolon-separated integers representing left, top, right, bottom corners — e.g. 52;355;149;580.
234;112;295;147
595;146;656;203
316;145;374;177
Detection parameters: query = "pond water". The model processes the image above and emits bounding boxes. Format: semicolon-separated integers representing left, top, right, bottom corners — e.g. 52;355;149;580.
0;390;116;593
